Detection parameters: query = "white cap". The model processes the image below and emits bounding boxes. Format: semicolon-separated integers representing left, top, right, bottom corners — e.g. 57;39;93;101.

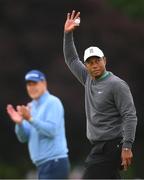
84;46;104;62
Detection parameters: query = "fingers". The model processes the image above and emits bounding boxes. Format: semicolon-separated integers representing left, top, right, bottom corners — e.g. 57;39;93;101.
16;105;29;115
20;106;25;114
121;158;131;171
74;12;80;20
64;10;81;32
7;104;13;110
7;104;13;108
67;10;80;21
16;105;23;116
121;160;128;171
67;13;70;20
7;104;15;114
16;105;25;112
21;105;30;115
70;10;75;20
21;105;28;111
16;105;21;112
121;149;133;171
20;105;31;120
127;158;132;166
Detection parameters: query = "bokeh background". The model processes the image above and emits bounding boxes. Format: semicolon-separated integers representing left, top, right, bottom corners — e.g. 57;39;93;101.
0;0;144;178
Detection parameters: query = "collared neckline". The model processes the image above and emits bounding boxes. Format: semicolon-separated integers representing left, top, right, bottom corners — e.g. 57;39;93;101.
91;71;113;84
98;70;109;80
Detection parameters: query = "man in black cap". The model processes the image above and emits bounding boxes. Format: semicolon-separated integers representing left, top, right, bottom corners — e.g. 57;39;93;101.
7;70;70;179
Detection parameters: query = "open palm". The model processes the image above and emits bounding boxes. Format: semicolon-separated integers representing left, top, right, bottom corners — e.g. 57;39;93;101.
64;10;80;33
7;104;22;124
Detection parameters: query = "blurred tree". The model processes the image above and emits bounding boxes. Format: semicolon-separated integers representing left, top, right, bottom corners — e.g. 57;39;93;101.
109;0;144;19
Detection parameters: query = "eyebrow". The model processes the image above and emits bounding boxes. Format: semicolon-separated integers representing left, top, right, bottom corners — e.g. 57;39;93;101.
86;58;102;63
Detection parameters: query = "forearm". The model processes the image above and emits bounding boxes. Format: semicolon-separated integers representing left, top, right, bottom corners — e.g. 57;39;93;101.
63;32;78;62
121;96;137;148
114;80;137;148
29;118;56;138
15;122;29;143
122;113;137;148
63;31;87;84
123;120;137;148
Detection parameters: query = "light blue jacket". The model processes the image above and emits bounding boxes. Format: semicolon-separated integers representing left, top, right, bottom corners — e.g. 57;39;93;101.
15;91;68;166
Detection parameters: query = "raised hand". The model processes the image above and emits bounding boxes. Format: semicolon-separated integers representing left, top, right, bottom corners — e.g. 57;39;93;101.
7;104;23;124
64;10;80;33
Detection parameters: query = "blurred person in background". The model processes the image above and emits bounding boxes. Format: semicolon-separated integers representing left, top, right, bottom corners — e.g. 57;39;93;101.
63;10;137;179
7;70;70;179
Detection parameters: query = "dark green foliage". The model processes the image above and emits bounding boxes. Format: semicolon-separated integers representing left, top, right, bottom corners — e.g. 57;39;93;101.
109;0;144;19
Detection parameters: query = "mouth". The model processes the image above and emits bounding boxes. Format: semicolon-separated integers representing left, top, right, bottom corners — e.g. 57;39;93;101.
92;69;100;74
29;90;38;95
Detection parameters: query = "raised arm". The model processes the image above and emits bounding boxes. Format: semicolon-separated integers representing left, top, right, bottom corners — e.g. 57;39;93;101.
63;10;88;85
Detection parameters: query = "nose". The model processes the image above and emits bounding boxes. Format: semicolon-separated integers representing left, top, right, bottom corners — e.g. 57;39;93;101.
92;61;99;68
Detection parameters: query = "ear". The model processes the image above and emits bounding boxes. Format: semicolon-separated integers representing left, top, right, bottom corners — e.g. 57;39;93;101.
103;57;106;66
84;62;88;68
44;81;48;89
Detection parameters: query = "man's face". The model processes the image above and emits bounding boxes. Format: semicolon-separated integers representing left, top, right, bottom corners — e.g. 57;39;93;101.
85;56;106;79
26;81;47;100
